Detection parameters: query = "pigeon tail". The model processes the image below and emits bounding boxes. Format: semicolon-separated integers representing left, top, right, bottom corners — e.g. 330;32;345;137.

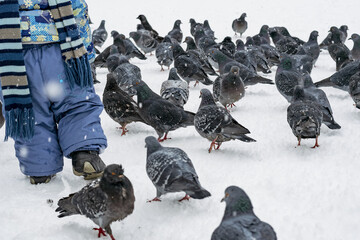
223;133;256;142
189;188;211;199
324;121;341;129
246;76;274;86
199;76;214;85
182;111;195;126
56;194;78;218
314;77;335;88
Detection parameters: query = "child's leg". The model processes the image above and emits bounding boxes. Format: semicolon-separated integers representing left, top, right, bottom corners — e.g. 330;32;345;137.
14;44;63;177
38;44;107;159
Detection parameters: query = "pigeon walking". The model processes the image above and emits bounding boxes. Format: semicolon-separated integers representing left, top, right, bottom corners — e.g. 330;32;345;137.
287;86;323;148
134;81;195;141
145;136;211;202
211;186;277;240
232;13;248;37
56;164;135;240
92;20;108;52
213;66;245;109
195;89;256;153
160;68;189;107
103;74;145;135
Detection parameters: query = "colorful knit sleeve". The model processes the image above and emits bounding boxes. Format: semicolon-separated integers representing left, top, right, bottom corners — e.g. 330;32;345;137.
72;0;95;63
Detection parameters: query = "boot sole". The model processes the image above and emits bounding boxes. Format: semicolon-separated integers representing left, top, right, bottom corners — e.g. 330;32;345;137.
73;162;104;180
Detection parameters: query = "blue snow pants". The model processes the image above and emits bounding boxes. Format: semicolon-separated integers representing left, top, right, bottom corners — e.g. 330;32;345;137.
9;43;107;176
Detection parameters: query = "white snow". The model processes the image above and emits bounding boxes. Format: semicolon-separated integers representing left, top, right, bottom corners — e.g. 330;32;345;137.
1;0;360;239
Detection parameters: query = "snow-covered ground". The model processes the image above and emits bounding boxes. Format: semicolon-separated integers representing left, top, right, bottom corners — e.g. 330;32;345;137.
1;0;360;239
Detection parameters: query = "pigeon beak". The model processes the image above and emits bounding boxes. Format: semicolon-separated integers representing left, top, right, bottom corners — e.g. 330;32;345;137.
221;193;229;202
118;175;124;178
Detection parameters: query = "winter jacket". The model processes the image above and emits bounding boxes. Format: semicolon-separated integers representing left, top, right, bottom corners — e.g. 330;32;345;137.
18;0;95;62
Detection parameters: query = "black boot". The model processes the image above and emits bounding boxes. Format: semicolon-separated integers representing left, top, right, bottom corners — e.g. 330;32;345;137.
30;175;54;184
71;150;106;180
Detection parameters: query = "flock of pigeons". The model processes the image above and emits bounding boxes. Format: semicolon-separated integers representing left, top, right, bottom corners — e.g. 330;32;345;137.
54;13;360;240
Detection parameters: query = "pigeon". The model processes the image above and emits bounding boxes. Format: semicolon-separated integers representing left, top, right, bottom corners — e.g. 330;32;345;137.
129;30;158;55
301;74;341;129
195;89;256;153
291;48;315;74
167;20;183;43
327;27;351;70
234;50;257;72
103;73;145;135
207;49;274;86
269;28;299;55
112;54;142;96
133;81;195;141
298;31;320;66
144;136;211;202
211;186;277;240
56;164;135;240
253;35;280;67
0;100;4;129
155;36;174;71
203;20;215;39
275;55;303;102
232;13;248;37
220;36;236;56
213;66;245;109
253;24;271;44
287;86;323;148
173;43;213;86
160;68;189;108
339;25;349;44
137;14;163;42
315;60;360;91
184;36;218;76
348;72;360;109
349;33;360;60
113;32;147;60
246;45;272;74
92;20;108;50
274;26;305;45
106;45;124;72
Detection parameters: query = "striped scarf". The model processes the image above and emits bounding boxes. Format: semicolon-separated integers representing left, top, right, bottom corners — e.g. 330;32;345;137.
0;0;93;141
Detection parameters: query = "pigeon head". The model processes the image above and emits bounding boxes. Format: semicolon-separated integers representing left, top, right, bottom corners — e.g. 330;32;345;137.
280;55;295;70
174;20;182;28
137;14;146;21
102;164;125;184
104;73;119;91
172;43;186;58
236;39;245;51
111;30;120;38
168;68;181;81
129;31;140;41
245;36;254;47
309;31;319;41
203;20;211;28
349;33;360;45
252;35;262;46
137;24;145;30
199;89;216;107
340;25;348;32
240;13;247;19
221;186;254;218
222;36;233;43
145;136;163;156
260;25;269;34
100;164;133;197
229;66;240;76
99;20;105;28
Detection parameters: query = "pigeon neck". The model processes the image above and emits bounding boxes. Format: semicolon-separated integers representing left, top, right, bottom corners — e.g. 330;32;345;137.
131;32;140;41
100;21;105;29
168;71;181;80
136;84;160;102
100;176;124;197
105;76;119;92
146;143;162;156
223;198;254;220
214;51;231;66
200;94;216;107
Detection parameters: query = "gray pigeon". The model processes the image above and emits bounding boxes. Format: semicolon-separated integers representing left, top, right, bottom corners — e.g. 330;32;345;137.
301;75;341;129
298;31;320;66
253;25;271;44
0;100;4;129
339;25;349;44
112;55;142;96
133;81;195;141
211;186;277;240
275;55;303;102
129;30;158;55
92;20;108;50
160;68;189;108
203;20;215;39
103;73;145;135
287;86;323;148
189;18;203;37
232;13;248;37
349;33;360;60
315;60;360;91
274;26;305;45
167;20;183;43
269;28;299;55
173;43;213;86
208;49;274;86
349;72;360;109
247;45;272;74
155;36;174;71
213;66;245;109
327;27;351;71
319;32;332;50
220;36;236;56
56;164;135;240
145;136;211;202
195;89;256;153
106;45;124;72
253;36;280;67
114;32;147;60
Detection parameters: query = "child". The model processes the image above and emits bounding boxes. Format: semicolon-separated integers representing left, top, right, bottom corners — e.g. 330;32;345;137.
0;0;107;184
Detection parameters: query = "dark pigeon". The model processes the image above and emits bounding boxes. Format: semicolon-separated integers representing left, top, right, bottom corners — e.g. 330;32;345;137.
275;55;303;102
247;45;272;73
203;20;215;39
195;89;256;153
274;26;305;45
133;81;195;141
269;28;299;55
167;20;183;43
114;32;147;60
300;75;341;129
56;164;135;240
145;136;211;202
339;25;349;44
137;14;163;42
315;60;360;91
92;20;108;50
319;32;332;50
349;33;360;60
155;36;174;71
291;48;315;74
129;30;158;55
298;31;320;66
112;54;142;96
103;73;145;135
327;27;351;70
287;86;323;148
189;18;203;37
184;36;218;76
253;35;280;67
348;72;360;109
208;49;274;86
106;45;124;72
211;186;277;240
232;13;248;37
213;66;245;109
160;68;189;108
94;32;127;68
234;50;257;72
220;36;236;56
253;24;271;44
173;43;213;86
